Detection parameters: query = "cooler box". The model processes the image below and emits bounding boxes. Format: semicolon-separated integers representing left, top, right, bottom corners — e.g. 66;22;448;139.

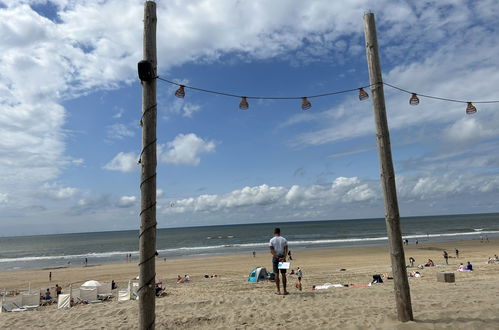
437;272;455;283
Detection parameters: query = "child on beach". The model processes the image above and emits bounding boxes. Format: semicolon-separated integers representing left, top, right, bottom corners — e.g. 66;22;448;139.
295;267;303;291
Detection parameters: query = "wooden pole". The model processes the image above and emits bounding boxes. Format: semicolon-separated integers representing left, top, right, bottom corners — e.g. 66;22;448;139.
139;1;157;329
363;12;413;322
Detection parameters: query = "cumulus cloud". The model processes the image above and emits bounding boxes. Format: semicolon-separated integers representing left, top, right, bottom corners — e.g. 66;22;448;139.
103;151;137;172
105;133;214;172
159;133;215;165
164;177;377;215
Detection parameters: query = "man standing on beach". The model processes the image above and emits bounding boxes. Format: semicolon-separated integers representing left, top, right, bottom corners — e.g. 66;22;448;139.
269;227;288;295
443;250;448;265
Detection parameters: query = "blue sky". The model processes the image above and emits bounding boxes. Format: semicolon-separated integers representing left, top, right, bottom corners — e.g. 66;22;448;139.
1;0;499;236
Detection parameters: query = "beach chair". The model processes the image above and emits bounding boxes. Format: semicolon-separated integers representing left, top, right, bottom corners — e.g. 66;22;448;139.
11;302;28;312
2;302;16;312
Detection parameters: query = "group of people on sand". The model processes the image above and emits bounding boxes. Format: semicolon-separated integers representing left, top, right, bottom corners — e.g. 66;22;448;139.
176;274;190;283
487;254;499;264
41;284;62;304
457;262;473;272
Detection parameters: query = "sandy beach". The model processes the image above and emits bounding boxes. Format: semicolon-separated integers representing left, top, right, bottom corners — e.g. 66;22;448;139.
1;238;498;329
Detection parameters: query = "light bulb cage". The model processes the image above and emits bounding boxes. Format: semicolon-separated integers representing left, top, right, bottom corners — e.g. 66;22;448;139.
409;93;420;105
239;97;249;110
358;88;369;101
175;85;185;98
301;97;312;110
466;102;477;115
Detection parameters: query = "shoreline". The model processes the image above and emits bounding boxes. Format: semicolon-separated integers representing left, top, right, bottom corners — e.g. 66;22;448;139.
1;237;497;290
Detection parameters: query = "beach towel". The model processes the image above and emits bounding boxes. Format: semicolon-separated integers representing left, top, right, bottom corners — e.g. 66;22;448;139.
278;262;290;270
314;283;344;290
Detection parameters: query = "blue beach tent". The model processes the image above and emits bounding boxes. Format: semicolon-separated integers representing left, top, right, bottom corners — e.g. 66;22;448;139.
248;267;269;282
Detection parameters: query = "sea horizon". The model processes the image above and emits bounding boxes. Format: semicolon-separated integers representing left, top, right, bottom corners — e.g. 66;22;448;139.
1;212;498;271
3;210;499;239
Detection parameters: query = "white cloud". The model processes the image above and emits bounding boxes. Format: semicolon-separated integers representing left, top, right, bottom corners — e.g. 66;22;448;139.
107;123;135;140
159;133;215;165
117;195;137;208
103;151;137;172
0;193;8;204
113;108;124;119
164;178;377;215
41;183;78;200
182;103;201;118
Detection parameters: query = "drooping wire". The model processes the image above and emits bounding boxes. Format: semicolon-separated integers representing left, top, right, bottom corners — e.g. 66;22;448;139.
157;76;374;100
383;82;499;104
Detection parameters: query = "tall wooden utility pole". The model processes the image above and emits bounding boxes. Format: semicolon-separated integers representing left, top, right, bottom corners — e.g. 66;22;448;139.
139;1;157;329
363;13;413;322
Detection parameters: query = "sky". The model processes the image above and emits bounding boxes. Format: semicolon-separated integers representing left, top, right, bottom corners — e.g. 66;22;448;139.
1;0;499;236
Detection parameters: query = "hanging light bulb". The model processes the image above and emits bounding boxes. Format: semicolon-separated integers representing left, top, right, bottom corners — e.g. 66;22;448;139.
175;85;185;98
358;88;369;101
301;97;312;110
466;102;477;114
239;97;249;110
409;93;419;105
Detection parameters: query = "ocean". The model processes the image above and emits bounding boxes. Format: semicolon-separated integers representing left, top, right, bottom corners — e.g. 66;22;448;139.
1;213;498;271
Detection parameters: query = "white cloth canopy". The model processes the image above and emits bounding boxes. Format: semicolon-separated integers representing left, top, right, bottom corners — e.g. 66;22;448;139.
81;280;102;288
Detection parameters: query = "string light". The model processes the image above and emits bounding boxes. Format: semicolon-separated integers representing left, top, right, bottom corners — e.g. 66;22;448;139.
156;77;499;114
409;93;419;105
175;85;185;98
239;97;249;110
466;102;477;114
301;97;312;110
358;88;369;101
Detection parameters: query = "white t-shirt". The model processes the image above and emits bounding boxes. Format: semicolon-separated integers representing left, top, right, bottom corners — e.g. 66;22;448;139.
269;236;288;256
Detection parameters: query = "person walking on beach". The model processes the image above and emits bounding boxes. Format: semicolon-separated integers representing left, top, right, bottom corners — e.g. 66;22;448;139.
252;251;256;258
409;257;415;267
269;227;288;295
443;250;448;265
49;271;52;282
455;248;459;258
288;250;293;260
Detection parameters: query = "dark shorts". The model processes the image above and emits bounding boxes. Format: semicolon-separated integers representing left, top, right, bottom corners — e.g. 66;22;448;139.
272;256;286;274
